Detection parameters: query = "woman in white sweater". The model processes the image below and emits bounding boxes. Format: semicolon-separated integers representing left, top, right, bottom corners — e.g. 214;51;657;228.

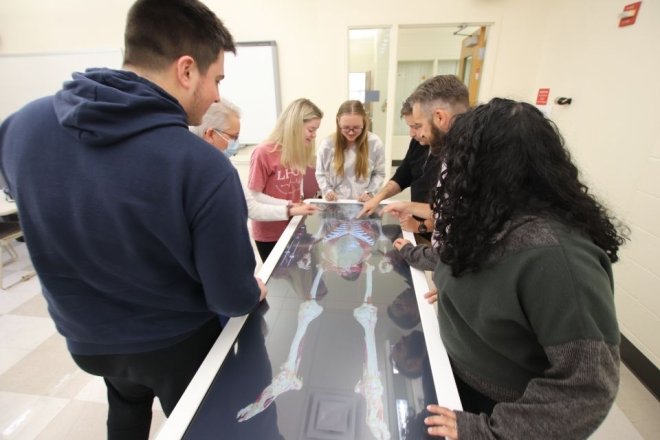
191;101;317;220
316;100;385;202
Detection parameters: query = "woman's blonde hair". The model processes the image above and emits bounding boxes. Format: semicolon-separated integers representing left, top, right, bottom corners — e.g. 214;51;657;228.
266;98;323;172
333;100;370;179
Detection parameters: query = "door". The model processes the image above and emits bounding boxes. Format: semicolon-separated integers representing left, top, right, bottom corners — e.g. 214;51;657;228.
457;26;487;107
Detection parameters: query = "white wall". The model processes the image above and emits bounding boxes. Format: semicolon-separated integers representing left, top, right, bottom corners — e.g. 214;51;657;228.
1;0;658;368
397;27;465;61
348;36;375;73
533;0;660;367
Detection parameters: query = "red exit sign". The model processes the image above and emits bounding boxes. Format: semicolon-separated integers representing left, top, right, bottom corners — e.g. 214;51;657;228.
536;88;550;106
619;2;642;27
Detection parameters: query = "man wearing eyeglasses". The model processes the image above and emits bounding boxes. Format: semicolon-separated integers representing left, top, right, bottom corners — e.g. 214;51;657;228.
191;101;317;221
194;99;242;157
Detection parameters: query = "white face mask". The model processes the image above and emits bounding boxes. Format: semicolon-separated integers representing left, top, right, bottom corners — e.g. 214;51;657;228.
214;129;241;157
223;138;241;157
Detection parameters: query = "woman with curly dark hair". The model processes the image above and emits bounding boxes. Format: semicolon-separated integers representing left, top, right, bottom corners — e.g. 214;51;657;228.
384;97;627;439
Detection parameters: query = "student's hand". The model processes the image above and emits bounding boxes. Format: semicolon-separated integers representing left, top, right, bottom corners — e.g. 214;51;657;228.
425;405;458;439
399;215;417;232
290;203;318;217
357;191;373;203
324;190;337;201
255;276;268;301
424;288;438;304
381;201;414;219
356;197;379;218
393;238;411;251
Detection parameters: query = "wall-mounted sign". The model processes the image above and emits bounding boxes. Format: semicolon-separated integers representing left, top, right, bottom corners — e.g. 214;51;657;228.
619;2;642;27
536;88;551;106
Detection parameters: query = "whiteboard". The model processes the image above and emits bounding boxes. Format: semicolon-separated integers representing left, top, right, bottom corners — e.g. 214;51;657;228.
221;42;281;145
0;49;124;122
0;43;281;145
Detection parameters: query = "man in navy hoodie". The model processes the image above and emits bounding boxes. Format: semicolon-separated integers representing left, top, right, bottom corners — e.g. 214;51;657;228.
0;1;266;438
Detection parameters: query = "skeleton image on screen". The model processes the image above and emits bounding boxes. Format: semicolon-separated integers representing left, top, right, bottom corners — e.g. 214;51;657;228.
237;203;393;440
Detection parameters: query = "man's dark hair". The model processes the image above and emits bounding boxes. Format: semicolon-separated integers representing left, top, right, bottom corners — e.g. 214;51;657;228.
394;331;426;378
387;304;417;329
387;289;419;329
123;0;236;74
400;96;413;118
409;75;469;114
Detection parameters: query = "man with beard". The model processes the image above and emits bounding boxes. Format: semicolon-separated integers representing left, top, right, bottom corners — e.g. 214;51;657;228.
409;75;469;148
0;1;266;438
357;97;438;243
358;76;468;242
380;75;469;269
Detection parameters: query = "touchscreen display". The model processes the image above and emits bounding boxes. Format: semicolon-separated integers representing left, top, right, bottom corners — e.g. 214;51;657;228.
184;202;440;440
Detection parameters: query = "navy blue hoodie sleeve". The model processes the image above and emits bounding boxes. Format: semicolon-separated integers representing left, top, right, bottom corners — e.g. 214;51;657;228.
190;167;260;317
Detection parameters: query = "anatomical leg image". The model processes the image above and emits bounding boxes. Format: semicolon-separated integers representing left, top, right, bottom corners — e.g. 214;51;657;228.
235;204;410;439
353;263;390;440
236;266;325;423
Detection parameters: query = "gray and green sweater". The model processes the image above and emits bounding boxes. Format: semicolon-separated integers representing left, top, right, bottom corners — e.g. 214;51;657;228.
433;216;620;439
398;241;439;271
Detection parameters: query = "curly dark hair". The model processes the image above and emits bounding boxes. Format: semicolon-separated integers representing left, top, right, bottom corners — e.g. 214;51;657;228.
431;98;627;277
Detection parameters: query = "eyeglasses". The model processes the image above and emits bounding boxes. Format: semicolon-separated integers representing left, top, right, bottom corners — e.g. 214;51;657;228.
340;126;363;134
213;129;239;142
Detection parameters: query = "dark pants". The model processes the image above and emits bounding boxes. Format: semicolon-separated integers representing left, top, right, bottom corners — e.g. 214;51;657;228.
255;240;277;263
71;318;221;440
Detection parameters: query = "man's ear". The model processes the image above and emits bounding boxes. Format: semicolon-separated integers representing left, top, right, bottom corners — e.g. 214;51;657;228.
202;127;215;143
433;107;451;133
175;55;197;90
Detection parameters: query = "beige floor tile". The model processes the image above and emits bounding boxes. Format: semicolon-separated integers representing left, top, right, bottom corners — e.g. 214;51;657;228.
0;314;55;351
35;400;108;440
1;269;38;291
0;282;39;314
0;338;93;398
9;293;49;317
35;400;167;440
0;243;37;293
615;364;660;440
73;375;108;404
34;402;166;440
2;272;39;291
590;404;643;439
37;332;69;352
0;347;30;376
0;391;68;439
